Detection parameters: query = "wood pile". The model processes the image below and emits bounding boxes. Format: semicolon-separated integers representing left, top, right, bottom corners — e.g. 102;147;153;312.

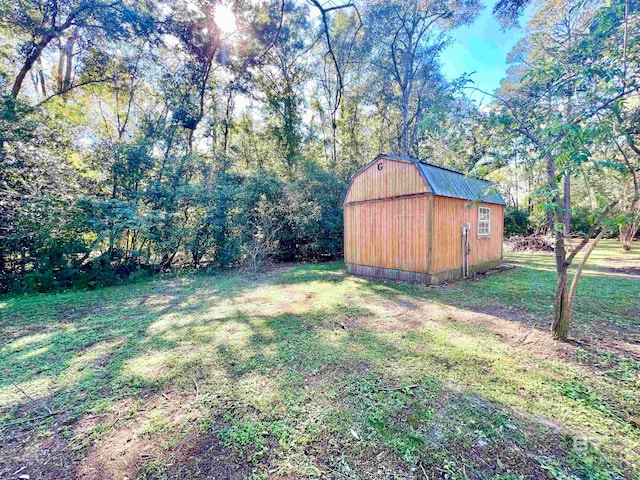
508;235;555;252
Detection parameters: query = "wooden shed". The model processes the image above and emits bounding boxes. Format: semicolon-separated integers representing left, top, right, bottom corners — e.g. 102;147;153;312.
344;154;506;284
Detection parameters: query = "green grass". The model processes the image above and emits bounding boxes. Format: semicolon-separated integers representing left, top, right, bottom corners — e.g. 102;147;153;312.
1;240;638;479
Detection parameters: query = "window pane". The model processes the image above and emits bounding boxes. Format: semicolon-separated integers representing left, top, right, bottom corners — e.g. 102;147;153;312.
478;207;490;236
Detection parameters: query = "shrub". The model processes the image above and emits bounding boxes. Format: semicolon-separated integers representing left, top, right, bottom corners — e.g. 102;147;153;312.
504;208;532;237
1;161;347;292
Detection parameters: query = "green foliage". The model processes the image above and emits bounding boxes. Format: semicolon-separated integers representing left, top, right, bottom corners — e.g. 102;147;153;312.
504;207;532;237
1;155;345;291
0;0;638;304
569;207;595;236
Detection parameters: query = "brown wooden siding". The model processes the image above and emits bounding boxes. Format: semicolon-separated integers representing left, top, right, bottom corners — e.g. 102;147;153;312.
344;157;429;204
344;196;430;273
431;196;504;274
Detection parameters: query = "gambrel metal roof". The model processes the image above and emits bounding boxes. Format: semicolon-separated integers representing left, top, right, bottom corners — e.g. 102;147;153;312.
376;154;506;206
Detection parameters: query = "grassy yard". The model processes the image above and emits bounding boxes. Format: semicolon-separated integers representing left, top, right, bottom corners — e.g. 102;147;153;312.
1;240;638;479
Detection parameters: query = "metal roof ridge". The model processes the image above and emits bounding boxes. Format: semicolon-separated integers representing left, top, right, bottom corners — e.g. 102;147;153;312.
419;161;491;183
377;153;490;183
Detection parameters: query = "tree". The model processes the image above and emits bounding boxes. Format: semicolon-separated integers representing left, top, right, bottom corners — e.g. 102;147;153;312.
308;1;362;167
364;0;480;156
1;0;154;101
604;102;640;251
255;1;310;178
1;0;635;300
487;0;638;340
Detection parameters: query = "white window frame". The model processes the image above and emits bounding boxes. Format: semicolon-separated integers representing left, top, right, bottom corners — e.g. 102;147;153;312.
478;206;491;237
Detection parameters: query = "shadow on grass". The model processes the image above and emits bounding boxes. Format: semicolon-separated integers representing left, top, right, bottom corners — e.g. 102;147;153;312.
0;260;636;479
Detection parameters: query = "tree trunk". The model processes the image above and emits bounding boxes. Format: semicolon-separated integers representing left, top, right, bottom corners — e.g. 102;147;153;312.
620;221;638;251
57;38;66;92
63;27;80;92
568;229;607;307
620;198;639;251
551;269;571;341
34;56;47;96
12;35;54;98
400;88;410;156
551;232;570;341
563;174;571;235
552;229;608;340
331;116;338;168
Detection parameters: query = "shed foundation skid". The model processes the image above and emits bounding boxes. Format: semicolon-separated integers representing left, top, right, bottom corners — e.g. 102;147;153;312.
346;260;502;285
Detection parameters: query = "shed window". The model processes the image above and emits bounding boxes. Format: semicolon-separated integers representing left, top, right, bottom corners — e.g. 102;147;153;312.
478;207;491;237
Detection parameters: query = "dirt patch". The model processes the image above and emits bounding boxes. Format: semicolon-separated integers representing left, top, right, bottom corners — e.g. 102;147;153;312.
339;315;366;330
449;285;633;349
570;337;640;373
435;304;576;362
468;304;536;326
597;257;640;277
75;390;197;480
0;323;52;342
342;298;443;334
0;432;75;480
137;290;185;308
625;309;640;319
355;313;434;334
305;361;372;388
385;297;420;310
577;316;640;345
56;303;106;322
0;401;80;480
165;432;252;480
264;261;298;274
600;265;640;276
438;303;640;385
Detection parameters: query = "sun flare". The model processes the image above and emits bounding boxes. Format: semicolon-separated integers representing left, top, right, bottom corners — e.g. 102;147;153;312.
213;4;237;34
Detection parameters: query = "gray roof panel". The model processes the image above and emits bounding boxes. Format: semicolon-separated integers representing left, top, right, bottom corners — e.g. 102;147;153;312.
379;154;506;206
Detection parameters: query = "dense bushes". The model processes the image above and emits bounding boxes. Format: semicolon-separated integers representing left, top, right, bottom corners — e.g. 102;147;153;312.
504;207;532;237
0;164;347;293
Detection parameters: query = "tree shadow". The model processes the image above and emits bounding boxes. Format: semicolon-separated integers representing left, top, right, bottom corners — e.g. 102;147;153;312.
0;263;635;479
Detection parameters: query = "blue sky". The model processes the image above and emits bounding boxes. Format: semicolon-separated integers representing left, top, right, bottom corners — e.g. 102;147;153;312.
440;4;525;104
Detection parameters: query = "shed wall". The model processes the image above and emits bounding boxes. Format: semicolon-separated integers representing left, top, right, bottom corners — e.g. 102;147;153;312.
344;196;430;274
344;157;429;204
431;196;504;274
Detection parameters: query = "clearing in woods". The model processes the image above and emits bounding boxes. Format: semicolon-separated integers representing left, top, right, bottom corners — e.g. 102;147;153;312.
0;240;638;479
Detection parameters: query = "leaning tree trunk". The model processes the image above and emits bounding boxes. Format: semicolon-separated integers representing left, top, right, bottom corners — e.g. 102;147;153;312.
567;229;607;308
12;34;54;98
551;219;613;341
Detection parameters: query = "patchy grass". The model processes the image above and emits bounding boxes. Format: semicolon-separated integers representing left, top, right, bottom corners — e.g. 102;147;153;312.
0;240;638;479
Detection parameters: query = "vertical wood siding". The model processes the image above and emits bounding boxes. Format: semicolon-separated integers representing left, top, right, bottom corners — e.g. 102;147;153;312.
344;196;430;273
344;157;429;204
431;197;504;274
